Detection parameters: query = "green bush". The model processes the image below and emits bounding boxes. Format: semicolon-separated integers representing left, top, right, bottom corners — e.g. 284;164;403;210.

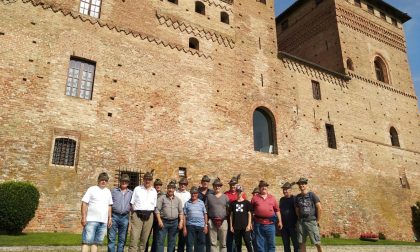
0;181;40;234
378;232;386;240
412;201;420;241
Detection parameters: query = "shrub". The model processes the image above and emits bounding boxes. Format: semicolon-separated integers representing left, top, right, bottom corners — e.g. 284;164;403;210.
412;201;420;240
0;181;40;234
360;232;379;241
331;232;341;239
378;232;386;240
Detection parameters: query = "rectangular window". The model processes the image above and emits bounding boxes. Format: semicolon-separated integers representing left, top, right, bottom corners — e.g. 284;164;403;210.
380;12;386;20
179;167;187;178
367;5;374;14
79;0;101;18
312;80;321;100
325;124;337;149
66;58;96;100
52;138;77;166
354;0;361;7
281;20;289;31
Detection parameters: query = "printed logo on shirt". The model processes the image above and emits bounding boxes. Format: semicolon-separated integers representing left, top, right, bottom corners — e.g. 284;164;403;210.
236;203;244;212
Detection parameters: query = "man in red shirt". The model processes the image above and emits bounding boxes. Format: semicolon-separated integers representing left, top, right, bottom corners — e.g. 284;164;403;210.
251;180;282;252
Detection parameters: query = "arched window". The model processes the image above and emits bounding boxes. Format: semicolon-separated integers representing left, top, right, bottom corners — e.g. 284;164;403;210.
374;56;389;83
168;0;178;4
52;138;77;166
390;127;400;147
189;37;199;50
258;0;266;4
253;107;277;154
195;1;205;15
346;58;354;71
221;12;229;24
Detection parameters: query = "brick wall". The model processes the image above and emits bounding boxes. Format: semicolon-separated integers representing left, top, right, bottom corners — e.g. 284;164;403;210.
0;0;419;241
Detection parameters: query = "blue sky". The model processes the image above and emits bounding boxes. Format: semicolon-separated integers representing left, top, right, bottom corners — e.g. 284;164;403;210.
275;0;420;108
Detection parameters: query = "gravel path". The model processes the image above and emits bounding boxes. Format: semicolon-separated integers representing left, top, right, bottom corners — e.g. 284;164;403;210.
0;246;420;252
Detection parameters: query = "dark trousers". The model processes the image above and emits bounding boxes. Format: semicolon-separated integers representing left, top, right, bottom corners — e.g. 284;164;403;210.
145;218;159;252
177;229;188;252
156;219;179;252
227;229;236;252
186;225;205;252
281;226;299;252
234;230;253;252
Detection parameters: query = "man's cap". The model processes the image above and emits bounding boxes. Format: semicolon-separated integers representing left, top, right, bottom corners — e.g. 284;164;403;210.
212;178;223;186
98;172;109;181
167;180;177;188
252;187;259;194
143;172;153;180
258;180;269;187
228;176;238;185
201;175;211;182
235;184;243;192
296;177;308;185
154;178;163;186
190;186;199;194
281;182;294;189
120;174;130;182
179;177;188;184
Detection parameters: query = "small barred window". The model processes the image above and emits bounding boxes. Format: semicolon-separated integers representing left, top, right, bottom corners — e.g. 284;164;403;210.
52;138;77;166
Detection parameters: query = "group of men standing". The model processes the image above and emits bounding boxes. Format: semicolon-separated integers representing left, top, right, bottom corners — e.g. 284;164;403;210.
80;172;323;252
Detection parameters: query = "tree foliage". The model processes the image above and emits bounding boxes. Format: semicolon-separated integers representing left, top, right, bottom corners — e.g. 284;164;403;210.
0;181;40;234
412;201;420;240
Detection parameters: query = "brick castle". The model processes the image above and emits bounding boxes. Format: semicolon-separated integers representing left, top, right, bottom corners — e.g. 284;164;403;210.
0;0;419;240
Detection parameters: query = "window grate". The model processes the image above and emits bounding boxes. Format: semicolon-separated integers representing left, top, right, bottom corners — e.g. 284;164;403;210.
52;138;76;166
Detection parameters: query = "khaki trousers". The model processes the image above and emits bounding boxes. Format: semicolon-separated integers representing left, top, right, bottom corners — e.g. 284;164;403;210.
128;212;154;252
209;219;228;252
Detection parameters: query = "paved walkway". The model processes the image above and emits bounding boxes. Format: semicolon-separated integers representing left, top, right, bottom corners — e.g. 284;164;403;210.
0;246;420;252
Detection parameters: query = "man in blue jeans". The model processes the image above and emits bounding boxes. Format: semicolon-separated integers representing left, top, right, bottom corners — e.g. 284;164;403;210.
183;186;208;252
154;181;184;252
81;172;113;252
108;174;133;252
251;181;282;252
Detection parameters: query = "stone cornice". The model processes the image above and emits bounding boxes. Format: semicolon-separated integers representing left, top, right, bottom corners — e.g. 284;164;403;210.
348;71;417;100
279;51;350;87
353;136;420;155
18;0;213;60
156;10;235;49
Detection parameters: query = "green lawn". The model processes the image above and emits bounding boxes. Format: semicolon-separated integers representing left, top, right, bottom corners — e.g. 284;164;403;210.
0;232;418;246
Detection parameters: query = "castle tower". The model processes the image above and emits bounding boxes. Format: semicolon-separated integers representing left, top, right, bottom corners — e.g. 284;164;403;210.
276;0;414;94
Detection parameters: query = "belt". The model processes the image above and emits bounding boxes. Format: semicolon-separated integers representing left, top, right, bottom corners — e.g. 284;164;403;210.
162;218;178;222
112;212;129;216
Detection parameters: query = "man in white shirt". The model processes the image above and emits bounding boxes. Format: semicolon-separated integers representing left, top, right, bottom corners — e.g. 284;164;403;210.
128;172;157;252
81;172;113;252
174;177;191;252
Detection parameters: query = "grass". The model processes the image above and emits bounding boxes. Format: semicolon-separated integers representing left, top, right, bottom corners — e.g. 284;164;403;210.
0;233;418;246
